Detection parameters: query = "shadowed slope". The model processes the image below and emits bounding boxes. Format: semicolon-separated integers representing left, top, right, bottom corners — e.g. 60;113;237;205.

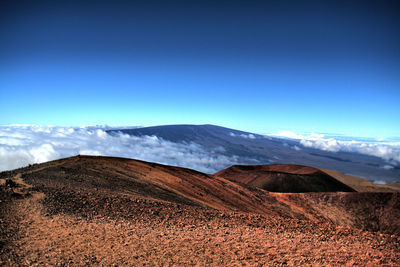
269;192;400;235
320;168;399;192
215;164;356;193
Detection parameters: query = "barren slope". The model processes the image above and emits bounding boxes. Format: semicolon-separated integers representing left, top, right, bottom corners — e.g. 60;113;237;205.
1;156;400;265
215;164;356;193
0;155;295;215
320;168;399;192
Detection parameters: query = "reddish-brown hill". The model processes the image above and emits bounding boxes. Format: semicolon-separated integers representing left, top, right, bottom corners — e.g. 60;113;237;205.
1;156;398;233
215;164;356;193
0;156;295;215
1;156;400;265
320;168;399;192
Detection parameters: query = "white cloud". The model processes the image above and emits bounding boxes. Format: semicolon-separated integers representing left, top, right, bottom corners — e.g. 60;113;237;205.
292;145;301;151
382;165;394;170
229;132;256;139
0;125;249;173
301;138;400;163
300;138;341;152
268;130;400;164
372;180;387;185
248;134;256;139
267;130;306;140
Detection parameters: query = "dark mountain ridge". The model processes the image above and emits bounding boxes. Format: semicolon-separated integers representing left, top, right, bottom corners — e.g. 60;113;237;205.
107;124;400;183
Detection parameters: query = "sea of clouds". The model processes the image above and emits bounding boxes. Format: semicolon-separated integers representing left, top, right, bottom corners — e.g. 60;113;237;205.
0;125;244;173
2;125;399;174
268;130;400;167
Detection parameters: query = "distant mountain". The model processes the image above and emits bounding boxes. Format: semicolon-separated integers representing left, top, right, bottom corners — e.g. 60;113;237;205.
108;124;400;183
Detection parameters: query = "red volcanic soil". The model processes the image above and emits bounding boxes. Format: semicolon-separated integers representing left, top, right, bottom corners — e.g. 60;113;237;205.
1;156;399;266
252;164;320;175
215;164;356;193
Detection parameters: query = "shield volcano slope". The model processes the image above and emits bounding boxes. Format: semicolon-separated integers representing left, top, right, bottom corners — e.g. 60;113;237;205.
0;155;293;215
214;164;356;193
108;124;400;183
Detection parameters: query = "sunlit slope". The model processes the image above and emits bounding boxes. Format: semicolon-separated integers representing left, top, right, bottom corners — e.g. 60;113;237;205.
0;155;286;214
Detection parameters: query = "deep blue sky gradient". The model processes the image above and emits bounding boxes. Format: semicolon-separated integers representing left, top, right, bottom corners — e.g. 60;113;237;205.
1;0;399;138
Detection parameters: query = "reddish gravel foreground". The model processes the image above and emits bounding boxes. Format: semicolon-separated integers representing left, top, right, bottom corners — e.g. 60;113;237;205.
1;156;399;266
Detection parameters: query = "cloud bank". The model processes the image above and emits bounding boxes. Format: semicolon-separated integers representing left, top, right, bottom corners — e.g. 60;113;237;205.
0;125;246;173
267;130;400;165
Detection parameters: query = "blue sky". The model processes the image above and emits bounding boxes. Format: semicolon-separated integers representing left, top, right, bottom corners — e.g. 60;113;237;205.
1;0;399;138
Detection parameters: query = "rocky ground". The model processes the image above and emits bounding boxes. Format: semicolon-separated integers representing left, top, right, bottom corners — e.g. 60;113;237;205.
1;185;399;266
1;156;399;266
